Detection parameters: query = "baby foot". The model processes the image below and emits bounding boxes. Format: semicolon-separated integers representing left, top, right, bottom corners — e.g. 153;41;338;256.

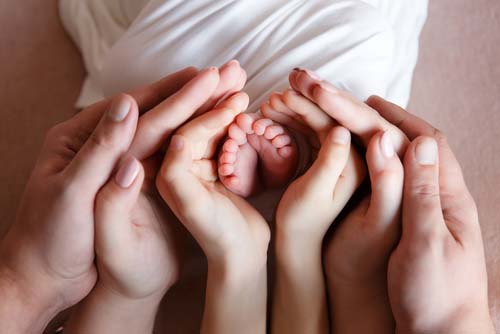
218;113;298;197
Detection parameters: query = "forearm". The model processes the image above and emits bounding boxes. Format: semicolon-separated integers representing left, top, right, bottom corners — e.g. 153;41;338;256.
0;264;61;333
65;283;161;334
328;277;394;334
272;234;329;334
201;258;267;334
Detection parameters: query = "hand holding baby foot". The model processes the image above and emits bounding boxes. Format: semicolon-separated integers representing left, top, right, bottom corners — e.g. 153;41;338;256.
156;92;269;334
218;113;299;197
263;90;366;334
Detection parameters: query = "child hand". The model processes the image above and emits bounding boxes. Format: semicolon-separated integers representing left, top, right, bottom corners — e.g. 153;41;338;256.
324;130;404;334
156;92;269;334
261;90;365;334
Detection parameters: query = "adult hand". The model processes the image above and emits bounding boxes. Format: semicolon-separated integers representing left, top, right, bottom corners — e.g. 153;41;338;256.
156;92;270;334
0;61;246;333
367;96;495;334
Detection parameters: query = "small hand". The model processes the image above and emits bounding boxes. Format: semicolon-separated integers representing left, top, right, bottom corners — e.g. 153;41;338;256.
156;92;270;334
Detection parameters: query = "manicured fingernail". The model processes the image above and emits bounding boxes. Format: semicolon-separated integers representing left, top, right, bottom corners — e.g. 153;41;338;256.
170;135;185;151
332;127;350;144
108;97;131;122
115;157;140;188
304;69;322;81
380;131;395;158
319;81;338;94
415;137;438;165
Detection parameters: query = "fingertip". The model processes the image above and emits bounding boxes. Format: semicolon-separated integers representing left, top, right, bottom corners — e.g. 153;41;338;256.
115;155;142;189
329;126;350;145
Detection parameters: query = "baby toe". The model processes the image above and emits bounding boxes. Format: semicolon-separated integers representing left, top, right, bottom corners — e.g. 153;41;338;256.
278;146;294;158
236;113;258;134
228;123;247;145
272;134;292;148
218;163;235;176
253;118;274;135
264;125;285;140
223;139;239;153
220;152;237;164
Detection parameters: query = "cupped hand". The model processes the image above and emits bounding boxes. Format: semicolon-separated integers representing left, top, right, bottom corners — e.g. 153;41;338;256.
156;92;270;267
367;96;495;334
0;61;246;332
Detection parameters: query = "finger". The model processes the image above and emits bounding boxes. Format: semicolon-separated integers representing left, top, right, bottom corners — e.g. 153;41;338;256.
282;89;336;143
157;135;209;225
367;95;477;231
292;70;410;156
95;156;144;251
402;136;447;239
177;93;248;159
366;95;438;140
302;127;351;193
64;94;139;191
365;131;404;225
130;67;220;159
68;67;199;133
197;60;246;115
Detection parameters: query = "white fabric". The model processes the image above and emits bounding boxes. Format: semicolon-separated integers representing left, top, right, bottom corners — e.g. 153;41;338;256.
59;0;428;110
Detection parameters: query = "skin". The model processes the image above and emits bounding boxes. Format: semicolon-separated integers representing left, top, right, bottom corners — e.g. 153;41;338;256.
261;90;366;334
367;96;495;334
289;68;494;333
156;92;269;334
0;61;246;334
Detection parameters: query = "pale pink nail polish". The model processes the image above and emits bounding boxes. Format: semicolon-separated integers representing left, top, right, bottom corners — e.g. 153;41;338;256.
332;127;350;145
115;157;140;188
380;131;395;158
108;97;131;122
415;138;438;165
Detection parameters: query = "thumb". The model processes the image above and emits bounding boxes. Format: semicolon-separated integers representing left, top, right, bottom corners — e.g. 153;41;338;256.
64;94;139;193
157;135;210;225
402;136;447;240
95;156;144;252
301;126;351;194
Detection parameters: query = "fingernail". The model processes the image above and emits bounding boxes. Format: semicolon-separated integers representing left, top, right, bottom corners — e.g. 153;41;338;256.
303;69;322;81
380;131;395;158
227;59;240;66
415;138;438;165
319;81;338;94
115;157;140;188
209;66;218;72
108;97;131;122
332;127;350;145
170;135;185;151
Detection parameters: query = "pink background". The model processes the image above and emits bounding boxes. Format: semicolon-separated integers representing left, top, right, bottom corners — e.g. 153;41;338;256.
1;0;499;331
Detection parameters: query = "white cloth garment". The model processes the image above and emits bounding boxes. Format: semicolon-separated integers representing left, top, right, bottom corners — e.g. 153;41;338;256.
59;0;428;110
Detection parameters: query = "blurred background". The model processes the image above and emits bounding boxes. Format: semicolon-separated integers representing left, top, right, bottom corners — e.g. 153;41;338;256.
1;0;499;330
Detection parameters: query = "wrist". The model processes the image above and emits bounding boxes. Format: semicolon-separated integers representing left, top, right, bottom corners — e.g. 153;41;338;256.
66;282;163;334
395;306;495;334
0;264;62;333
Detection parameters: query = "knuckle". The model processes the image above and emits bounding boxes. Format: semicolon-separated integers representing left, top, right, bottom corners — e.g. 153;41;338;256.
411;182;439;199
87;129;116;151
432;128;446;142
